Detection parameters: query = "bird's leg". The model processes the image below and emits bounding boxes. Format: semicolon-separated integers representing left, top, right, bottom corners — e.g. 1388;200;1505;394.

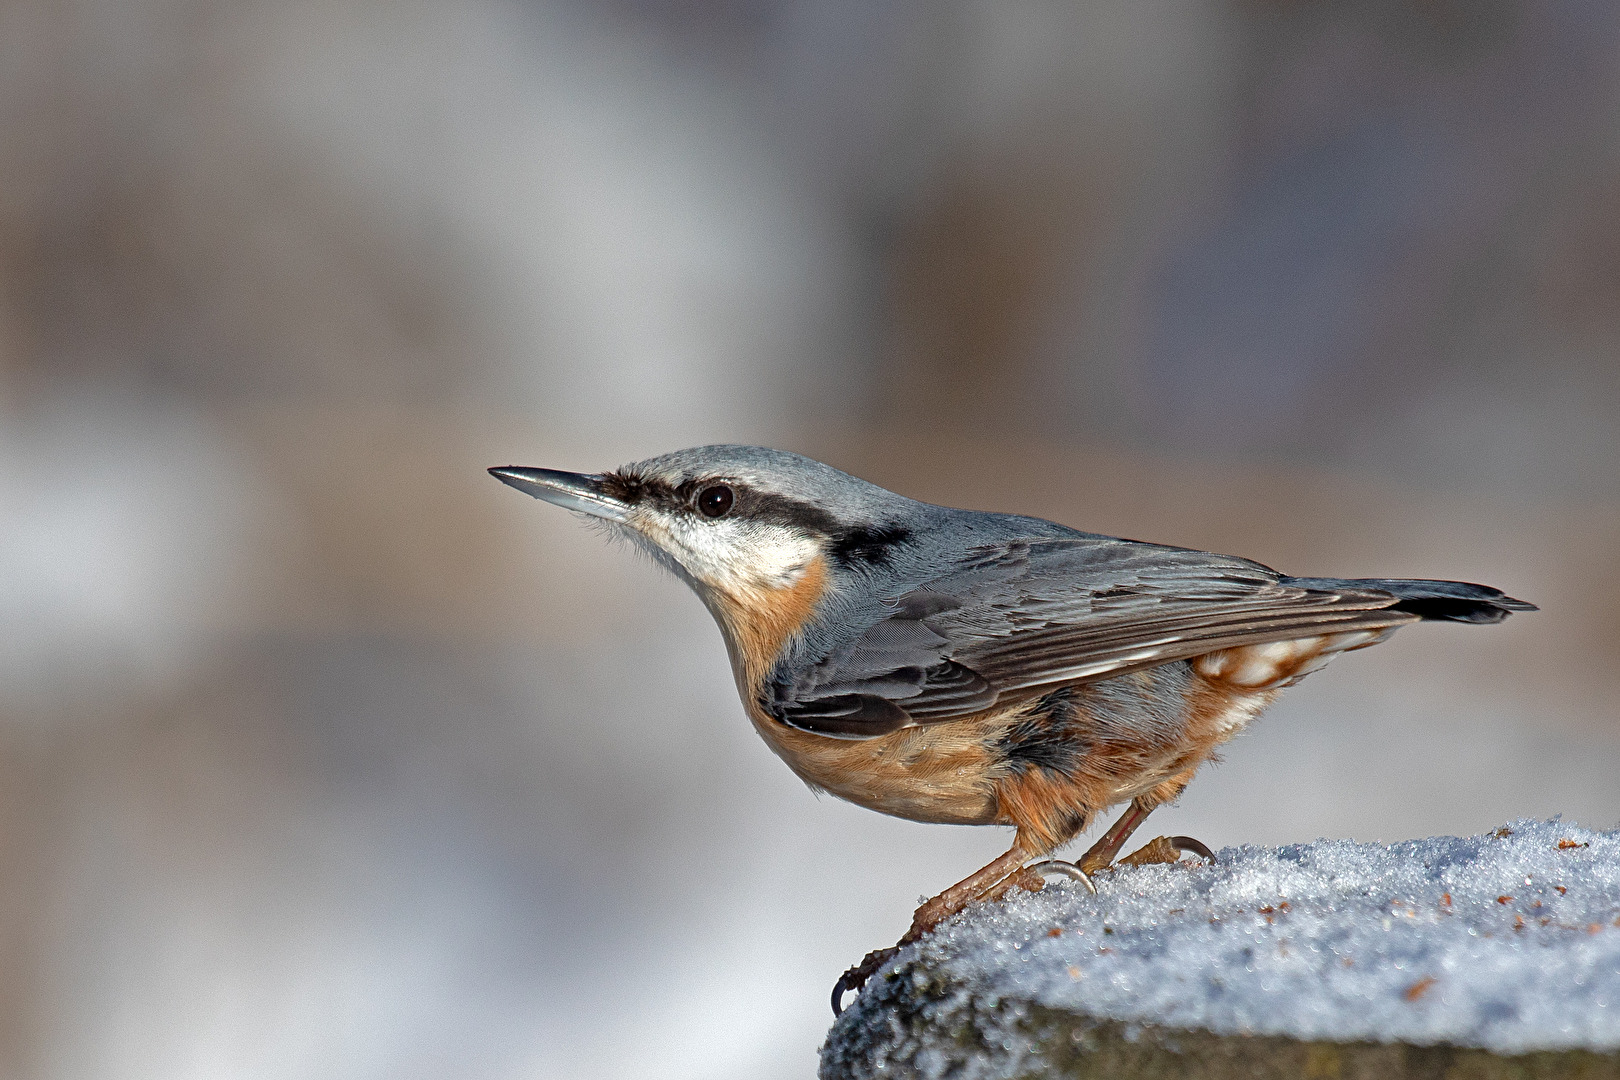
975;862;1048;903
1076;797;1155;873
1078;769;1214;872
833;836;1039;1015
902;839;1038;941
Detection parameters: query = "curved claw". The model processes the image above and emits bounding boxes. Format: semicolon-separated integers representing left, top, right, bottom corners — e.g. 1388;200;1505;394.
1168;835;1215;863
831;946;899;1016
1023;859;1098;894
1120;834;1218;867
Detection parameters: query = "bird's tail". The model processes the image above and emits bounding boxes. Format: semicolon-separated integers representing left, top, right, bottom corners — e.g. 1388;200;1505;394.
1279;577;1537;624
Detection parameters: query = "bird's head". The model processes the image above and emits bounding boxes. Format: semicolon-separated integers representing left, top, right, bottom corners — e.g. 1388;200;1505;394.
490;445;925;610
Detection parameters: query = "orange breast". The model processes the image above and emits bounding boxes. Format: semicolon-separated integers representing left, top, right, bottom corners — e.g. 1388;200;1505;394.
704;555;1007;825
707;554;831;695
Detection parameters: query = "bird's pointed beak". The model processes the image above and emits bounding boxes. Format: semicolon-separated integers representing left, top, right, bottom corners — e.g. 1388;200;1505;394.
488;466;632;523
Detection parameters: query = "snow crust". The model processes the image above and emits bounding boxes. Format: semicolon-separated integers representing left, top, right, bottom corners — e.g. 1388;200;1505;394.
833;820;1620;1056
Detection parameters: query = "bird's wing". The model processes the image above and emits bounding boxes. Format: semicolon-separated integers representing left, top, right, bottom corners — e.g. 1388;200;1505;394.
769;536;1416;737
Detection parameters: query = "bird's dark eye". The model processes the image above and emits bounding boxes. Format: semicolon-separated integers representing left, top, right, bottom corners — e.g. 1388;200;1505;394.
697;485;734;518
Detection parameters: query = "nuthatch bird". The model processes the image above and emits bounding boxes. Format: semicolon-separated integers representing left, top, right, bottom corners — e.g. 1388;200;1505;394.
489;446;1534;1014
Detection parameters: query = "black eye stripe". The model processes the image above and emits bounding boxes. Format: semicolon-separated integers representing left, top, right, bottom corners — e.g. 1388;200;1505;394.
609;473;910;564
598;471;676;506
739;491;840;533
828;524;912;566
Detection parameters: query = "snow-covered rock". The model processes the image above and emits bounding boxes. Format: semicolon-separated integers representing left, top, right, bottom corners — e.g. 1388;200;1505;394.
822;820;1620;1079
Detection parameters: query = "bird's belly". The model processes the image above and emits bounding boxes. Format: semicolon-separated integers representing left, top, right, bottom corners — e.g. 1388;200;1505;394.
748;709;1005;825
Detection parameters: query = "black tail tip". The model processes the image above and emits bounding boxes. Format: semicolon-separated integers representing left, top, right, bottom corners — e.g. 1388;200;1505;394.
1395;596;1536;624
1382;581;1537;624
1284;577;1536;623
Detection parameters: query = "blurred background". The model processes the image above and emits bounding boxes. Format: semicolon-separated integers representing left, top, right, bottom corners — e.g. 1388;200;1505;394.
2;0;1618;1076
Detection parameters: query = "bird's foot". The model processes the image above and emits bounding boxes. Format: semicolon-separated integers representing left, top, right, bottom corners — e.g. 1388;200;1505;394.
831;946;899;1016
832;859;1101;1016
1023;859;1100;892
835;843;1074;1015
977;858;1098;905
1119;834;1215;867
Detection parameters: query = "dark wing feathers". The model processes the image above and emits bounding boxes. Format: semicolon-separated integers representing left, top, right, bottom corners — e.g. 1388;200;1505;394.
772;536;1420;738
774;694;912;738
960;604;1415;693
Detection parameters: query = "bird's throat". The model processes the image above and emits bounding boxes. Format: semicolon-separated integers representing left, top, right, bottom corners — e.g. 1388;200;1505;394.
707;555;830;695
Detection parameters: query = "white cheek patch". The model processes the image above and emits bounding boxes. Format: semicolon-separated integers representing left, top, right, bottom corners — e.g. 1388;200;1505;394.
633;512;821;593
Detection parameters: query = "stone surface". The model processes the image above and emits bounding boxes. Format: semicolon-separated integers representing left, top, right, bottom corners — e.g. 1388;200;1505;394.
822;821;1620;1079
